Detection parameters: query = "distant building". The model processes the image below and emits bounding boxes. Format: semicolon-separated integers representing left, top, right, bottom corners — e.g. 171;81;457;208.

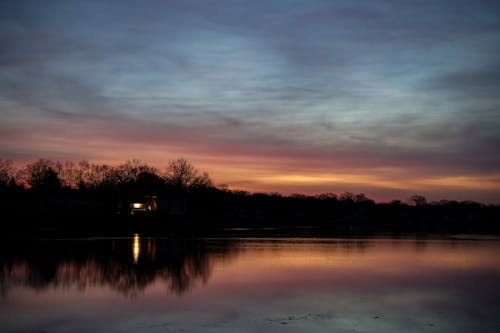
128;195;187;216
130;195;158;215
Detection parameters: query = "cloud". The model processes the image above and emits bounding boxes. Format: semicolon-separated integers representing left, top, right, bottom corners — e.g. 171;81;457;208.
429;65;500;99
1;0;499;202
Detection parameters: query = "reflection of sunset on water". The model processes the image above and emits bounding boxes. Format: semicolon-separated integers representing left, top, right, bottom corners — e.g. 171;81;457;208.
1;237;500;332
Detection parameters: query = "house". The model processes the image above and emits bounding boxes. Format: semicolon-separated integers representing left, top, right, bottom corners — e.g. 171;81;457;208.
130;195;158;215
128;195;187;216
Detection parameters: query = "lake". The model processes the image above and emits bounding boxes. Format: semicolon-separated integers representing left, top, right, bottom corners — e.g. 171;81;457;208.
1;235;500;332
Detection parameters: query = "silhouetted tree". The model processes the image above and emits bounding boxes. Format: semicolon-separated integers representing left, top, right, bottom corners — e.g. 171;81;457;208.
339;192;355;202
0;159;15;188
217;183;230;192
408;194;427;206
190;171;213;190
85;163;116;190
55;161;83;189
135;171;165;194
354;193;374;204
316;193;338;200
25;159;61;191
165;158;212;190
117;159;157;184
76;160;114;190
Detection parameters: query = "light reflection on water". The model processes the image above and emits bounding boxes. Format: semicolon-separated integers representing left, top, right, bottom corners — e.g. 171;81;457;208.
132;233;140;264
1;236;500;332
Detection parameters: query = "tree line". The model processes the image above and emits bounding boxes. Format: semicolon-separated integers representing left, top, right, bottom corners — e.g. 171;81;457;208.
0;158;212;194
1;157;499;235
0;158;449;206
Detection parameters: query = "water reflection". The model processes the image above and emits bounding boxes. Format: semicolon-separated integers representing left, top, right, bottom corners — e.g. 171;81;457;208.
133;233;140;264
0;237;237;296
1;237;500;333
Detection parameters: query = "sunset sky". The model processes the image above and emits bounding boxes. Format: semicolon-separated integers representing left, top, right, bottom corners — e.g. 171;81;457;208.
1;0;499;202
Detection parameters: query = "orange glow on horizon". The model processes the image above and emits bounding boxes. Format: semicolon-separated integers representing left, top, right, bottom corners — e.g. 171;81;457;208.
3;122;500;203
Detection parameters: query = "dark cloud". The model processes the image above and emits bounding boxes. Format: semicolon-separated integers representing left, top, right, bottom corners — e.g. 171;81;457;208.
0;66;115;120
429;65;500;98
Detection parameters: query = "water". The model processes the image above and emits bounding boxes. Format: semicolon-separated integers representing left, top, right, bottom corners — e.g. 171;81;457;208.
1;235;500;332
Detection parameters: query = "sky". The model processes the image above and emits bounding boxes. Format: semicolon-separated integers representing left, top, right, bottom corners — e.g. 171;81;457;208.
1;0;499;203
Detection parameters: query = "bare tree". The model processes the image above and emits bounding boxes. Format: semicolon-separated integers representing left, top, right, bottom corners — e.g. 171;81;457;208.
77;161;114;190
56;161;83;189
316;193;338;200
408;194;427;206
25;159;61;190
0;159;15;186
354;193;374;204
165;158;212;190
191;171;213;189
339;192;355;202
117;159;158;184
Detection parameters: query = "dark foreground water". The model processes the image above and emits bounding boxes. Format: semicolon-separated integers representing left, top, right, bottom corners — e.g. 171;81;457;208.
1;235;500;332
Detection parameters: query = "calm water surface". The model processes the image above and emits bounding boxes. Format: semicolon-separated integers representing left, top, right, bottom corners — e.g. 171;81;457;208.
1;235;500;332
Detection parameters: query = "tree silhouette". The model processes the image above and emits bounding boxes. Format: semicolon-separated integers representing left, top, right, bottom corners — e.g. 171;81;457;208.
25;159;61;191
408;194;427;206
339;192;355;202
134;171;165;194
354;193;374;204
55;161;82;188
165;158;212;190
0;159;15;188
